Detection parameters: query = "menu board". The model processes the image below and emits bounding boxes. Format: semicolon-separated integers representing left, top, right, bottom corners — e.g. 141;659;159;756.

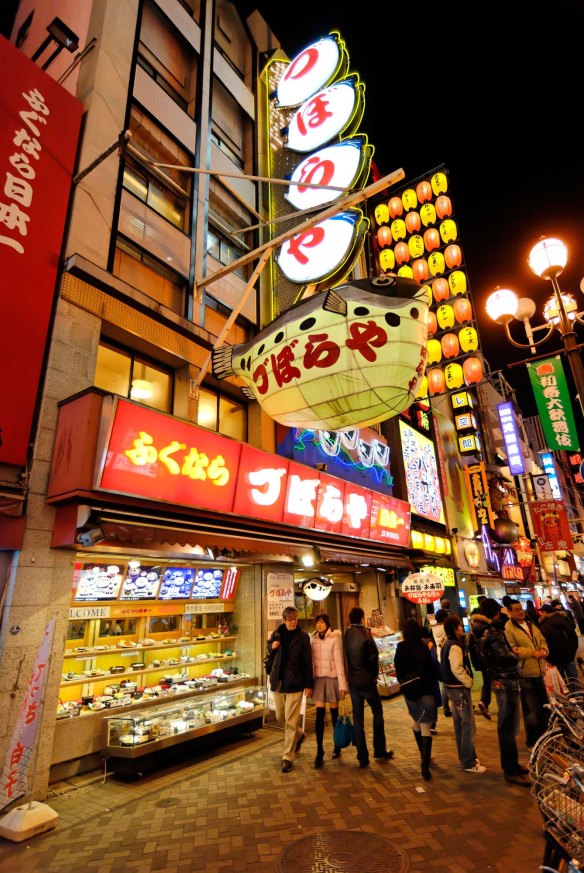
158;567;195;600
74;563;124;602
119;564;163;600
191;568;224;599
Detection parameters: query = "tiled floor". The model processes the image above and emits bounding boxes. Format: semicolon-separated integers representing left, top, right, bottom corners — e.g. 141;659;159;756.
0;675;562;873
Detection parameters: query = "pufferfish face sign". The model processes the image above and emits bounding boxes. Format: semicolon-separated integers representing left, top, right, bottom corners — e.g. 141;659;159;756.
302;577;333;601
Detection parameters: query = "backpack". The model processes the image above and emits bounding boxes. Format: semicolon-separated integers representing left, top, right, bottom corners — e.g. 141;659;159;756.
478;627;519;679
468;629;484;671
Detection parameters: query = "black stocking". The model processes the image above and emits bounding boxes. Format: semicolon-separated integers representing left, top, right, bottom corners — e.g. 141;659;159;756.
315;706;326;752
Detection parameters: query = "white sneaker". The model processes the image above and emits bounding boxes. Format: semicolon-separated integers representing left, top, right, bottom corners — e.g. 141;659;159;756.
464;762;486;773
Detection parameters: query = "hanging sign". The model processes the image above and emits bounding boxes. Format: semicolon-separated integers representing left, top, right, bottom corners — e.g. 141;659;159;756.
276;210;366;284
463;462;495;532
527;357;579;451
497;402;525;475
285;138;370;210
530;499;574;552
276;33;347;108
401;572;445;604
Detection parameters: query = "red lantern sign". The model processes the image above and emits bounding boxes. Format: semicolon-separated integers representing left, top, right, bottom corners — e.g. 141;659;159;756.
388;196;403;218
453;297;472;323
463;356;483;385
427;367;445;395
377;225;393;248
423;227;440;252
444;244;462;269
435;195;453;218
441;333;460;359
405;210;422;234
416;180;433;204
432;277;450;303
427;311;437;335
394;241;410;265
412;258;429;283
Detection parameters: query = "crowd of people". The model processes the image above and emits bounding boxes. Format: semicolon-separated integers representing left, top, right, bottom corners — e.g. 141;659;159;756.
263;594;582;780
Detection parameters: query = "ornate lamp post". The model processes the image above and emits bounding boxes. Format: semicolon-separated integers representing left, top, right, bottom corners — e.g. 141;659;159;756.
485;236;584;414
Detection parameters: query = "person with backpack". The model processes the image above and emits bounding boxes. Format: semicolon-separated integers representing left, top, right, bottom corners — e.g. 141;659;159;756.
538;603;579;686
468;610;492;721
470;598;530;787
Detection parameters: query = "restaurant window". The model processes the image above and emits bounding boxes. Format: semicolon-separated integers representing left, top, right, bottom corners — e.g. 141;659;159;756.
197;387;246;441
94;342;173;413
139;0;196;113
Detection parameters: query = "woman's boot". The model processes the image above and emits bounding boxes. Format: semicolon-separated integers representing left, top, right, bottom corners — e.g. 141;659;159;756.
413;730;423;753
314;707;326;768
421;736;432;781
330;706;341;758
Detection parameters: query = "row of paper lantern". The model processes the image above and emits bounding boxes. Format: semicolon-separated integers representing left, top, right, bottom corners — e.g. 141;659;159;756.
375;216;457;249
427;327;479;362
379;246;463;281
428;298;474;331
419;357;484;396
374;173;450;225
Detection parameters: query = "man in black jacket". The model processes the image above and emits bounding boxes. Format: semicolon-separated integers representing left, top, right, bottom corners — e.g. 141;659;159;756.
344;606;393;768
539;603;579;684
471;598;530;786
266;606;313;773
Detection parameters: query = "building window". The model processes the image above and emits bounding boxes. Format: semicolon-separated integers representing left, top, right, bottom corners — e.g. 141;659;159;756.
197;387;246;441
139;0;196;114
94;342;173;413
206;226;247;279
211;76;250;169
123;162;187;230
114;237;187;316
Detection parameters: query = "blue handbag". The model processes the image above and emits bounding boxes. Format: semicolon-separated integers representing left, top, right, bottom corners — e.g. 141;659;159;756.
333;702;354;748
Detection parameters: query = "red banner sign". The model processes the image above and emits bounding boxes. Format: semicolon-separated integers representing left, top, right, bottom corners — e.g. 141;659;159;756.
530;500;574;552
97;398;411;547
0;36;83;465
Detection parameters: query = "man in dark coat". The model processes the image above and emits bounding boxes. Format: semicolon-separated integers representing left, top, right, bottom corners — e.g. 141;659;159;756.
344;606;393;768
266;606;313;772
539;603;579;683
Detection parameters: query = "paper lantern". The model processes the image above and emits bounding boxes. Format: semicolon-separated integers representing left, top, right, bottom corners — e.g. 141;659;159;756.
389;196;403;218
437;304;454;329
377;225;393;248
211;275;430;431
432;277;450;303
431;172;448;195
412;258;429;283
444;244;462;269
439;219;458;243
416;180;433;204
408;234;425;258
428;251;446;276
427;367;446;395
427;311;437;335
444;362;464;389
463;356;483;385
375;203;390;225
420;203;437;227
459;326;478;352
411;529;424;549
402;188;418;211
405;210;422;234
435;195;453;219
427;339;443;364
421;284;432;305
493;517;519;544
379;248;395;271
397;264;414;278
441;333;460;358
423;227;440;252
391;218;407;241
448;270;467;296
394;241;410;264
415;375;428;400
453;297;472;323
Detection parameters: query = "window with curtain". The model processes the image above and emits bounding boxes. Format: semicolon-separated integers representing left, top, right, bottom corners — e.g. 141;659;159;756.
197;387;246;441
94;342;173;413
139;0;196;112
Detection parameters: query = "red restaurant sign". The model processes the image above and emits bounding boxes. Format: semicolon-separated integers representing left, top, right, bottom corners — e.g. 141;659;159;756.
97;398;411;547
0;36;83;465
530;499;574;552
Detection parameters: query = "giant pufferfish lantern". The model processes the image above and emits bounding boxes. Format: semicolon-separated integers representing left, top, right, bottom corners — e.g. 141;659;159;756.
212;275;429;432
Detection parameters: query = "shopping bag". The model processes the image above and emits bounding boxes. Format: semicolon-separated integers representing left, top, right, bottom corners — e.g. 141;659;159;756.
544;663;567;699
333;698;354;748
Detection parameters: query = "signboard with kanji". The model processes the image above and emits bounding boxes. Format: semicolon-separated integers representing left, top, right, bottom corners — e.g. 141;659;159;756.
401;572;445;604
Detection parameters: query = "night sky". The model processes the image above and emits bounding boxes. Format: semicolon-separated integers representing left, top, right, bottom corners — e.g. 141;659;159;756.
241;0;584;421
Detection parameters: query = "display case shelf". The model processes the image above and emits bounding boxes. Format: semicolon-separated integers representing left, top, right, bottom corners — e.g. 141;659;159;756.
63;636;236;659
373;631;401;698
60;655;238;689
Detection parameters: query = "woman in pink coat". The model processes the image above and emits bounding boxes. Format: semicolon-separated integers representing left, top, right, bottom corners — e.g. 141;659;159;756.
311;613;348;768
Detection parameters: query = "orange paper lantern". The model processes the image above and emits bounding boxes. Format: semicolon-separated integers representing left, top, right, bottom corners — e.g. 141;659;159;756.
427;367;446;395
412;257;429;283
463;356;483;385
432;277;450;303
423;227;440;252
391;218;407;241
435;195;453;219
416;180;433;204
441;333;460;359
379;248;395;271
377;225;393;248
444;244;462;269
394;241;410;265
405;210;422;234
388;196;403;218
453;297;472;323
427;311;437;335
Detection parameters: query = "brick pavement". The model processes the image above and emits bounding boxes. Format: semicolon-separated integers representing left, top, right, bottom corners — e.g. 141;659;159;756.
0;679;557;873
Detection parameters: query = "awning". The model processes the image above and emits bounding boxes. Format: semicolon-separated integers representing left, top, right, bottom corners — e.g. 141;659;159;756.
0;516;26;550
411;553;455;569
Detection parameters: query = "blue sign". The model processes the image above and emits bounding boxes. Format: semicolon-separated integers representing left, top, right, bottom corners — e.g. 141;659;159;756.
540;452;562;500
497;402;525;475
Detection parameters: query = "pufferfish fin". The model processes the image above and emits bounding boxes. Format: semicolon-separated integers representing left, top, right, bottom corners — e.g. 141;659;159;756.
212;345;236;379
323;288;348;316
241;386;255;399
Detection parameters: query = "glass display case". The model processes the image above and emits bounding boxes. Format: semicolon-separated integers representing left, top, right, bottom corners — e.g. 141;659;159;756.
372;631;401;697
105;685;266;760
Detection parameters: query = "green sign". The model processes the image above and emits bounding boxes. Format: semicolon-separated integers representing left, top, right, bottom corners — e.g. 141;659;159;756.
527;356;579;451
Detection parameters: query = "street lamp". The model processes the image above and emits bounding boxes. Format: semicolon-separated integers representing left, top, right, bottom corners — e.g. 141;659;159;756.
485;236;584;414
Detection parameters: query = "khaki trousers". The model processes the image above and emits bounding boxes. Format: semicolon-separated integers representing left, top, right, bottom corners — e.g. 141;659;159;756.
274;690;304;762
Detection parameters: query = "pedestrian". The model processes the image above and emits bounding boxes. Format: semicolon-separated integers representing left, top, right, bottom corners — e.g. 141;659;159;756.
440;598;455;615
538;603;579;686
431;608;451;717
500;595;513;625
344;606;394;768
395;619;438;780
567;594;584;635
504;599;549;749
551;598;578;632
310;613;348;768
524;599;541;627
469;608;492;720
440;613;486;773
421;625;442;733
471;598;530;787
265;606;314;773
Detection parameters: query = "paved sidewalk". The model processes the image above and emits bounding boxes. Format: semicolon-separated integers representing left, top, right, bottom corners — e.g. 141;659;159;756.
0;680;555;873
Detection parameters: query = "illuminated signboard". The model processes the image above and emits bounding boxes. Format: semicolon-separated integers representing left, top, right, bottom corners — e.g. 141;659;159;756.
399;420;445;524
97;398;411;548
285;79;363;153
497;402;525;475
119;564;163;600
276;33;347;108
540;452;562;500
73;563;124;602
276;209;366;283
463;462;495;533
530;499;574;552
158;567;195;600
191;568;224;599
285;138;370;211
